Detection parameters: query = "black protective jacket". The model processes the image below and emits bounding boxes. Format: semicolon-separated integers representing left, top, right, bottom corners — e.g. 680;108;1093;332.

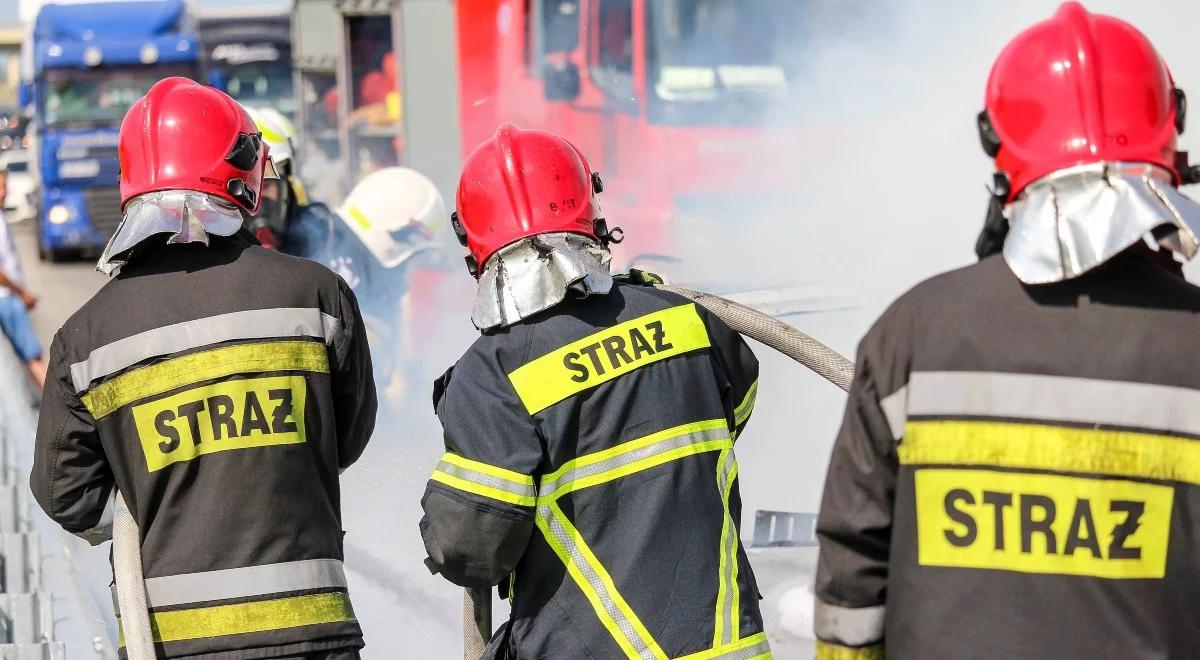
421;281;770;659
816;251;1200;659
31;235;376;658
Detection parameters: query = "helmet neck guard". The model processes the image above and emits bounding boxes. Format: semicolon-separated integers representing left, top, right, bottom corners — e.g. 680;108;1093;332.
1002;162;1200;283
472;233;613;330
96;190;244;276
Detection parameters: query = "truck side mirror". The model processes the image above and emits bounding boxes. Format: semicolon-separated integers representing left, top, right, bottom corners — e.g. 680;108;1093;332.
543;62;581;102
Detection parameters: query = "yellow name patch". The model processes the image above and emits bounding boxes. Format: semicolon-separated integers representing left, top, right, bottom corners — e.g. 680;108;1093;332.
132;375;308;472
507;303;711;414
915;469;1173;579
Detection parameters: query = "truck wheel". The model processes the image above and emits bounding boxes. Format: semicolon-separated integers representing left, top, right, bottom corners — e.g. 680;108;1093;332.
36;220;64;262
37;228;50;262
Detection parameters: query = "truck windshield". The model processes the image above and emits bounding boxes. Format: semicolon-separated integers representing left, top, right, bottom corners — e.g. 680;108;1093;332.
646;0;800;125
42;64;198;128
215;60;296;118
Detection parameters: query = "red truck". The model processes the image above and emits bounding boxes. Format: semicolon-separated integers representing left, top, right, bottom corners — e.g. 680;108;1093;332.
302;0;804;264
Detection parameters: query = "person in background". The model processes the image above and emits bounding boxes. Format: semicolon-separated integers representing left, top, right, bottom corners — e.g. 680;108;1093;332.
0;167;45;390
420;124;768;659
815;3;1200;658
244;105;307;250
288;166;446;409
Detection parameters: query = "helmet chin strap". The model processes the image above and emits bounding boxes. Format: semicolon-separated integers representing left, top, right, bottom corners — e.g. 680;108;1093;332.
975;173;1011;261
1175;151;1200;185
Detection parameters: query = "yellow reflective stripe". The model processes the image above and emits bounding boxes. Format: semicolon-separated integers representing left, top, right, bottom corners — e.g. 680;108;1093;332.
815;641;884;660
900;420;1200;485
258;123;286;145
541;419;728;494
536;502;667;660
713;448;741;646
348;205;372;229
733;380;757;428
547;438;731;501
507;303;712;414
542;420;729;501
430;471;537;506
679;632;772;660
119;592;354;645
292;177;310;205
441;453;535;485
82;340;328;419
431;453;537;505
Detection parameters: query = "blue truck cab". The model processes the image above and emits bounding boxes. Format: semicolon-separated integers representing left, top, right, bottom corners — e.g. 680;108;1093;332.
24;0;199;260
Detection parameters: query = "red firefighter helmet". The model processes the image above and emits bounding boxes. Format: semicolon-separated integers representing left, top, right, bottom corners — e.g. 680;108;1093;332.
981;2;1184;201
453;124;610;276
119;77;274;213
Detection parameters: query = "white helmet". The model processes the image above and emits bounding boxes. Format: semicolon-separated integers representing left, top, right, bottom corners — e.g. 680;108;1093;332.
336;167;447;269
245;105;298;170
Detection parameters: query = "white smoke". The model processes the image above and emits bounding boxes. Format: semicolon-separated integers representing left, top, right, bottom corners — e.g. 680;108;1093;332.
333;2;1200;656
677;0;1200;522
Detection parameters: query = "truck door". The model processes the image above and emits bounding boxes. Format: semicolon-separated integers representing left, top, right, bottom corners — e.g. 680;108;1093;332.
337;5;404;194
293;0;342;201
591;0;630;171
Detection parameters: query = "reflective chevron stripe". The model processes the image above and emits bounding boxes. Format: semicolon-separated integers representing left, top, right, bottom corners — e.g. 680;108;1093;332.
537;501;667;660
733;380;758;428
538;420;732;500
713;448;741;646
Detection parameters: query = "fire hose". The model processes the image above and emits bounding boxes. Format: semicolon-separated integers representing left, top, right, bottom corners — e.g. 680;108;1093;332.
113;490;155;659
463;283;856;658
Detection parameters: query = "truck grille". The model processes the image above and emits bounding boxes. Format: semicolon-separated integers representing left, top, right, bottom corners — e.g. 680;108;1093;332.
83;186;124;238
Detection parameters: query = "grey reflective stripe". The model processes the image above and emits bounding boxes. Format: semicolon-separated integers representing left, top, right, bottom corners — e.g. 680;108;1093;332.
141;558;347;608
540;426;729;496
434;460;538;500
715;449;739;645
70;307;340;391
538;506;660;660
879;384;908;441
814;600;885;647
907;371;1200;437
710;636;772;660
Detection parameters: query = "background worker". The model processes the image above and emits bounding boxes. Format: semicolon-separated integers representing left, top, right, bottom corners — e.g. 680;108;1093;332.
288;166;447;407
244;105;305;250
0;167;45;391
420;124;769;659
30;78;376;659
815;4;1200;658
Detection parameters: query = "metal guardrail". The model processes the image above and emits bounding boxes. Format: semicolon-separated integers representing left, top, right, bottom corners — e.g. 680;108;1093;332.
0;338;67;658
752;510;818;548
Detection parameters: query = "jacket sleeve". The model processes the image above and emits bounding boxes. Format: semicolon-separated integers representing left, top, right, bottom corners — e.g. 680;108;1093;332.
30;331;115;545
330;278;377;470
814;308;908;658
420;344;543;589
699;308;760;438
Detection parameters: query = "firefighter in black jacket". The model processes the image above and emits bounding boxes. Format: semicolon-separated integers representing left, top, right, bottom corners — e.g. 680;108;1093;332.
419;124;770;659
815;4;1200;658
30;78;376;659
